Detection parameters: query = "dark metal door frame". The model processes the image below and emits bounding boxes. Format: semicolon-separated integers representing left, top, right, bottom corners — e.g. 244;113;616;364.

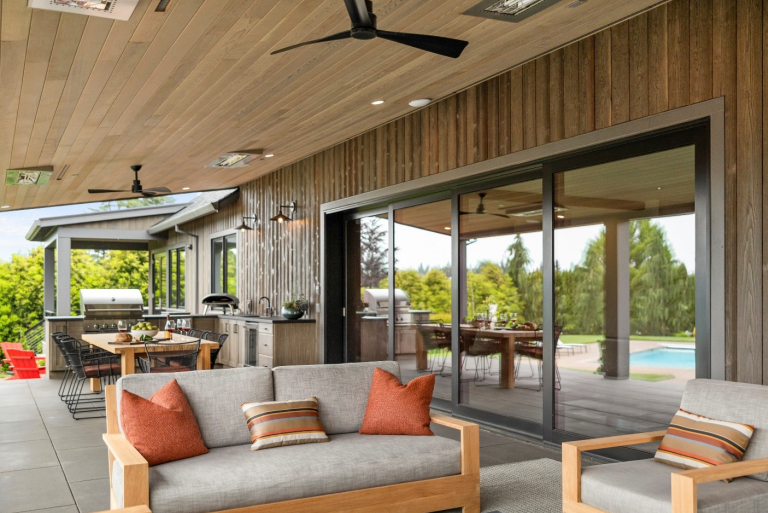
321;101;723;452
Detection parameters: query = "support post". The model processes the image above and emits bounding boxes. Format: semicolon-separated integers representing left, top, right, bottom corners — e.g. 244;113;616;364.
603;220;629;379
44;245;55;315
56;237;72;316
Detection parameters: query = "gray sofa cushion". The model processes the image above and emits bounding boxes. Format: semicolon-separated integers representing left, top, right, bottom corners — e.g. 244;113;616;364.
116;367;273;449
581;459;768;513
680;379;768;481
273;361;401;435
112;432;460;513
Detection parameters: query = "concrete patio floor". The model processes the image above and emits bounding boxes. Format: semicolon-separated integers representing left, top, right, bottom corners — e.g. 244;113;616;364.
0;374;578;513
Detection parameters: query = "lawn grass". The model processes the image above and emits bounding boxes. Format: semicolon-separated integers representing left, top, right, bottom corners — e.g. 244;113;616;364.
559;334;695;344
562;368;675;382
630;373;676;382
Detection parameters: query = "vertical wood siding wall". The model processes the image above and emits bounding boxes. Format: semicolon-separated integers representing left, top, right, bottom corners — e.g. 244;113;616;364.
166;0;765;383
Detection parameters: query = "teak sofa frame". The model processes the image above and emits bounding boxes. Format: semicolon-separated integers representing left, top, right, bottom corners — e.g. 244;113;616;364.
103;385;481;513
562;431;768;513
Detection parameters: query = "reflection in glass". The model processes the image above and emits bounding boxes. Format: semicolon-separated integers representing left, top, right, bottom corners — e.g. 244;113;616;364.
458;180;543;423
554;145;696;442
154;254;166;310
225;234;237;297
178;250;186;307
212;239;224;293
393;200;452;400
170;249;178;308
346;214;389;363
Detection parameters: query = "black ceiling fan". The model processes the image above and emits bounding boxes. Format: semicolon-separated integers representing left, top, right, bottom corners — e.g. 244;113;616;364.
271;0;469;59
87;165;171;197
460;193;510;219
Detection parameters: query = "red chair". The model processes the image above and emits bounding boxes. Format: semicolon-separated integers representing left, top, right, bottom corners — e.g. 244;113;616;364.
1;342;45;375
4;349;43;380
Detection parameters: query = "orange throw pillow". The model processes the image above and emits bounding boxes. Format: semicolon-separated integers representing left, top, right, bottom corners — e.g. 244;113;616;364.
359;368;435;436
120;379;208;466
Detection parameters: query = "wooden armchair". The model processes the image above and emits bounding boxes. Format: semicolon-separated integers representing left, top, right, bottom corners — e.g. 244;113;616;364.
563;379;768;513
563;431;768;513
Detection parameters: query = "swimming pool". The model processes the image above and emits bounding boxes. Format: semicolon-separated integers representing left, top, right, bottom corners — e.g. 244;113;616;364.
629;347;695;369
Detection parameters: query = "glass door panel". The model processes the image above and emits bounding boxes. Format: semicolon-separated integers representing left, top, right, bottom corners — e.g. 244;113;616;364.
345;214;389;363
393;199;452;400
553;145;696;441
458;179;544;424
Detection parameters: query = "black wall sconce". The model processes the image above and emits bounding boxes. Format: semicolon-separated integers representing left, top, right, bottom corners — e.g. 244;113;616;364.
270;201;296;223
236;214;258;232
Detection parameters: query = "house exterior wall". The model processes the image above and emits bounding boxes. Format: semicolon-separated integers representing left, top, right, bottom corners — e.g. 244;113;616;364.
163;0;764;383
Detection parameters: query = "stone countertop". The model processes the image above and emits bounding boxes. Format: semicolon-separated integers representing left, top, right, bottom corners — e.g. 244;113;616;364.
45;314;315;324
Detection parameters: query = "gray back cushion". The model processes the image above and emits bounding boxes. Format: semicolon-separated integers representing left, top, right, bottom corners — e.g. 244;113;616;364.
273;361;400;435
117;367;273;449
680;379;768;481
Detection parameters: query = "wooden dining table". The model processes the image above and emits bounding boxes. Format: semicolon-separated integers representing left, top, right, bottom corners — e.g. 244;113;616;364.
416;325;544;389
81;333;220;392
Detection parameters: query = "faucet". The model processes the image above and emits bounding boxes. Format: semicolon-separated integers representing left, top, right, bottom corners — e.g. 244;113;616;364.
259;296;274;317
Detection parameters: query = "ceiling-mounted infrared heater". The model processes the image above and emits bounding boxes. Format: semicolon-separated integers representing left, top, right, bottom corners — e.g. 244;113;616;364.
463;0;565;23
27;0;141;21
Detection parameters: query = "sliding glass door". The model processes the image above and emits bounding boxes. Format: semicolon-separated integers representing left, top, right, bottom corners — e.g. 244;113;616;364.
547;132;705;448
334;123;712;447
456;178;544;428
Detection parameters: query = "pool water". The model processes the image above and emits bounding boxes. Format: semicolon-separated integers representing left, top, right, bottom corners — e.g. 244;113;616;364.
629;347;695;369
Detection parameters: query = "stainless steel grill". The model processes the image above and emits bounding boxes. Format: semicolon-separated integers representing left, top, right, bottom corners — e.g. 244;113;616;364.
80;289;144;320
362;289;430;324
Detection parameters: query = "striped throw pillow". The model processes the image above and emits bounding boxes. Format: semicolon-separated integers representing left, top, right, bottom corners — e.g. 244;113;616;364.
654;409;755;481
241;397;330;451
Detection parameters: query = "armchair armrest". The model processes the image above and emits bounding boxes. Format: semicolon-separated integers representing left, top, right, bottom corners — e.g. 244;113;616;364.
671;458;768;513
431;414;480;477
563;430;667;508
103;434;149;509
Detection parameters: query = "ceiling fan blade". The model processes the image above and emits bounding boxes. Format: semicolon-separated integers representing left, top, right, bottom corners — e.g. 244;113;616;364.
490;213;511;219
343;0;372;27
88;189;131;194
376;30;468;59
143;187;171;194
271;31;352;55
140;191;158;197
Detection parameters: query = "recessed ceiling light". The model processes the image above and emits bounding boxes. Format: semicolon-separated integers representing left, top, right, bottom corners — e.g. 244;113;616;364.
556;214;565;219
182;187;190;190
408;99;432;108
444;227;451;230
657;187;662;190
264;154;275;158
1;206;9;209
371;100;385;105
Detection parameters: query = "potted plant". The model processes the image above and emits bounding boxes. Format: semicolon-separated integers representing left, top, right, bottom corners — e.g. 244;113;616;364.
282;293;309;320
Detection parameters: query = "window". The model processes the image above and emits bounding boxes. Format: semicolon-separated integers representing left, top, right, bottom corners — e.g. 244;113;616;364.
212;234;237;295
153;248;185;310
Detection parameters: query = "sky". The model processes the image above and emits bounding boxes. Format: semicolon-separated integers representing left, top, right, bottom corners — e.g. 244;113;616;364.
0;193;200;261
392;213;696;273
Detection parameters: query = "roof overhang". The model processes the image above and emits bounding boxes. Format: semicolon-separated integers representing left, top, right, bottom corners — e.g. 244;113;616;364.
26;203;186;242
148;189;239;234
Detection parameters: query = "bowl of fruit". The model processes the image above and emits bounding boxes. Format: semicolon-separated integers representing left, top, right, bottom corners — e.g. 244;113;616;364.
131;322;158;340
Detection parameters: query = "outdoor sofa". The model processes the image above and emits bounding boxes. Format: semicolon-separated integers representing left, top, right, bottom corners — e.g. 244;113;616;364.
103;361;480;513
563;379;768;513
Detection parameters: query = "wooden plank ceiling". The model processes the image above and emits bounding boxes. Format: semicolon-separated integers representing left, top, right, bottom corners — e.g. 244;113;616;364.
0;0;662;210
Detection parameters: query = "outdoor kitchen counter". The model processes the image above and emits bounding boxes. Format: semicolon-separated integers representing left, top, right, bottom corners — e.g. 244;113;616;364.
45;314;315;322
141;314;316;323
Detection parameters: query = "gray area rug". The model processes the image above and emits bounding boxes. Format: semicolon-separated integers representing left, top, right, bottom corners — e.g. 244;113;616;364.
443;458;562;513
